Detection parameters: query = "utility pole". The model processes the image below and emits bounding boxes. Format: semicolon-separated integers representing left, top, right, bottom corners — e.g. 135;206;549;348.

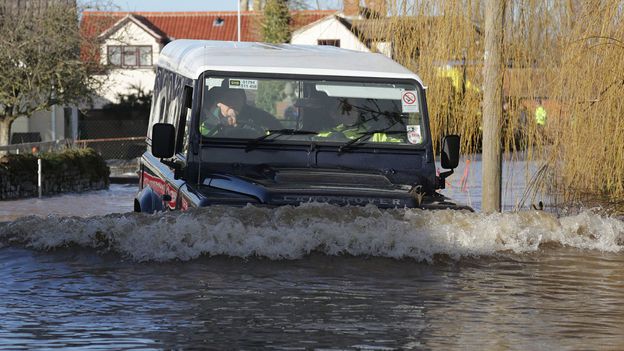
481;0;505;212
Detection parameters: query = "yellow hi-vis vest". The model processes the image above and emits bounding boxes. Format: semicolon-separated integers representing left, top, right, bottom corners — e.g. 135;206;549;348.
535;106;547;126
316;124;402;143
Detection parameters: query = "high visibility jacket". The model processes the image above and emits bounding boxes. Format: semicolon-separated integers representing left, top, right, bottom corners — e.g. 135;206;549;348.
535;106;547;126
436;66;480;93
316;124;403;143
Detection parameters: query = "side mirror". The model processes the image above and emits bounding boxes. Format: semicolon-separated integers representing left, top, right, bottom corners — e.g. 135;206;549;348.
441;135;460;169
152;123;176;158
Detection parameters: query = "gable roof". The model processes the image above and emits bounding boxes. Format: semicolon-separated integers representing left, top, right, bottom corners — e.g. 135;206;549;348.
292;14;368;50
98;13;167;42
81;10;336;43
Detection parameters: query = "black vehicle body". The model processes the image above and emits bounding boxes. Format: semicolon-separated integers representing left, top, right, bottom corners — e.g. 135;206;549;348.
135;40;471;213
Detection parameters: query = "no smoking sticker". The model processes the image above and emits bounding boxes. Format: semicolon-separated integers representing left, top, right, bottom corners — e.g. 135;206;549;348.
401;90;419;113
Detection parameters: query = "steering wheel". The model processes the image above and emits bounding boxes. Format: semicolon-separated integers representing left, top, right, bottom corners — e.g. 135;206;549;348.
212;120;265;138
237;118;266;136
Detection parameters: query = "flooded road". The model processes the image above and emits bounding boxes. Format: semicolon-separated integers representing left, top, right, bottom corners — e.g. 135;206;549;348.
1;163;624;350
0;184;135;222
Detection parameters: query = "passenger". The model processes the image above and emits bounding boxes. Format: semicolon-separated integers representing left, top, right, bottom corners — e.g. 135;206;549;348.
297;90;334;131
200;87;281;137
316;97;403;143
316;97;363;139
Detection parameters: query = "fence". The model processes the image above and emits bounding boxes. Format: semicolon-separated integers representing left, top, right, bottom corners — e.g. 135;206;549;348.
0;139;74;154
1;137;146;161
74;137;146;160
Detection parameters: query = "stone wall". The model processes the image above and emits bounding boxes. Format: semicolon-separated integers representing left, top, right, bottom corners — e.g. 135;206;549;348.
0;148;110;200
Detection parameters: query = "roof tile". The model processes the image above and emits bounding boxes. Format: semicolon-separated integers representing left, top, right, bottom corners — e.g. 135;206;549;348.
81;10;336;42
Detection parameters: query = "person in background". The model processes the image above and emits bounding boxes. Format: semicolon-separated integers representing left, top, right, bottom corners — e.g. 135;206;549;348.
535;98;547;127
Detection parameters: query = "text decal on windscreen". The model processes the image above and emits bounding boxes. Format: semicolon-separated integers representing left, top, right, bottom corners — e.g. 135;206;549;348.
229;79;258;90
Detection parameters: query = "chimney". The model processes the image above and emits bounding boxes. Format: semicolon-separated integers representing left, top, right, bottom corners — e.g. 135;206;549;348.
343;0;360;17
365;0;387;16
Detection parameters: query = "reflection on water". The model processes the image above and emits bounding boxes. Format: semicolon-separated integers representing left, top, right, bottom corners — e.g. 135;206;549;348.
440;154;547;211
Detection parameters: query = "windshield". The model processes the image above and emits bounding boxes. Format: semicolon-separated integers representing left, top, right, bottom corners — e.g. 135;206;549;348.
199;76;425;146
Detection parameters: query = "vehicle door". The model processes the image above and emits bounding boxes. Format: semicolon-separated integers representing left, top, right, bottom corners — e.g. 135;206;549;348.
163;84;194;210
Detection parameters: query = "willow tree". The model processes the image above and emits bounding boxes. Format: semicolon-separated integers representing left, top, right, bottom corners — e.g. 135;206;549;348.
359;0;624;204
0;3;100;146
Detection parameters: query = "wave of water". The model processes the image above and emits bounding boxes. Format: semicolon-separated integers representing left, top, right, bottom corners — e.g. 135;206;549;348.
1;204;623;262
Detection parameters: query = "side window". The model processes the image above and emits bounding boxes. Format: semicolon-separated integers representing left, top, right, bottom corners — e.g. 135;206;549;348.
178;86;193;155
167;96;179;125
158;95;168;123
148;70;163;139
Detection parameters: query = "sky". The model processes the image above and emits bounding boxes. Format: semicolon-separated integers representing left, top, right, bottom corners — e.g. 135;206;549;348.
83;0;342;12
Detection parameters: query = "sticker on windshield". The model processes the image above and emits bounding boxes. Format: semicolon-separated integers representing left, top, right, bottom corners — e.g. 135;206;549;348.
407;125;422;144
229;79;258;90
401;90;419;113
205;78;224;88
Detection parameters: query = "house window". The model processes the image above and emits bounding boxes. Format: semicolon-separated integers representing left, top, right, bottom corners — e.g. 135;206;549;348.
107;46;152;68
123;46;137;66
107;46;121;66
317;39;340;47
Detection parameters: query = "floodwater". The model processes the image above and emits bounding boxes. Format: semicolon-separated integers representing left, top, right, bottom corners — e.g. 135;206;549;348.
1;160;624;350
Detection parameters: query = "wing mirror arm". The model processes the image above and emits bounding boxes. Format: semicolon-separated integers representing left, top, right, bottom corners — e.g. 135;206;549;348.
161;159;185;180
437;170;454;189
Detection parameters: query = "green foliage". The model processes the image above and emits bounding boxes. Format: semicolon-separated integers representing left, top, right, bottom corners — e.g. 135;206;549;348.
262;0;292;44
256;81;287;115
0;148;110;183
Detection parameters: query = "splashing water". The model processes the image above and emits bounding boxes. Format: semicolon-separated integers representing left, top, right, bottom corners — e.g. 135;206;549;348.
1;203;622;262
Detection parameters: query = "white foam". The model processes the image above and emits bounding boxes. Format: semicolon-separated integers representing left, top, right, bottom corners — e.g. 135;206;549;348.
1;204;623;262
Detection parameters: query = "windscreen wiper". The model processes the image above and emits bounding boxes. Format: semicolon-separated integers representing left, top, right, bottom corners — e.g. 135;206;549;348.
246;129;317;151
338;130;406;154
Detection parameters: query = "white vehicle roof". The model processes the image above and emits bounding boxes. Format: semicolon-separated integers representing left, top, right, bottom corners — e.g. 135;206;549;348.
158;40;424;85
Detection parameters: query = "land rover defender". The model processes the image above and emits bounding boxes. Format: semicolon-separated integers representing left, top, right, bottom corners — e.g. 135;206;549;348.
135;40;469;212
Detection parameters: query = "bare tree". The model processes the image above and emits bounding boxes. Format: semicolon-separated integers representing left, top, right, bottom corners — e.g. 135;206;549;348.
0;3;102;146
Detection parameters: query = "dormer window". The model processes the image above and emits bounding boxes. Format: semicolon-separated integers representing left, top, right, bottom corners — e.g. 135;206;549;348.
213;17;224;27
107;45;153;68
318;39;341;47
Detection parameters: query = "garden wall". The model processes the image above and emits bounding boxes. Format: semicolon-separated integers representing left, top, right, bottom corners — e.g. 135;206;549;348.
0;148;109;200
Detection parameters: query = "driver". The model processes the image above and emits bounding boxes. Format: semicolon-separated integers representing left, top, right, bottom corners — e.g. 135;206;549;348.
200;87;246;136
200;87;282;137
